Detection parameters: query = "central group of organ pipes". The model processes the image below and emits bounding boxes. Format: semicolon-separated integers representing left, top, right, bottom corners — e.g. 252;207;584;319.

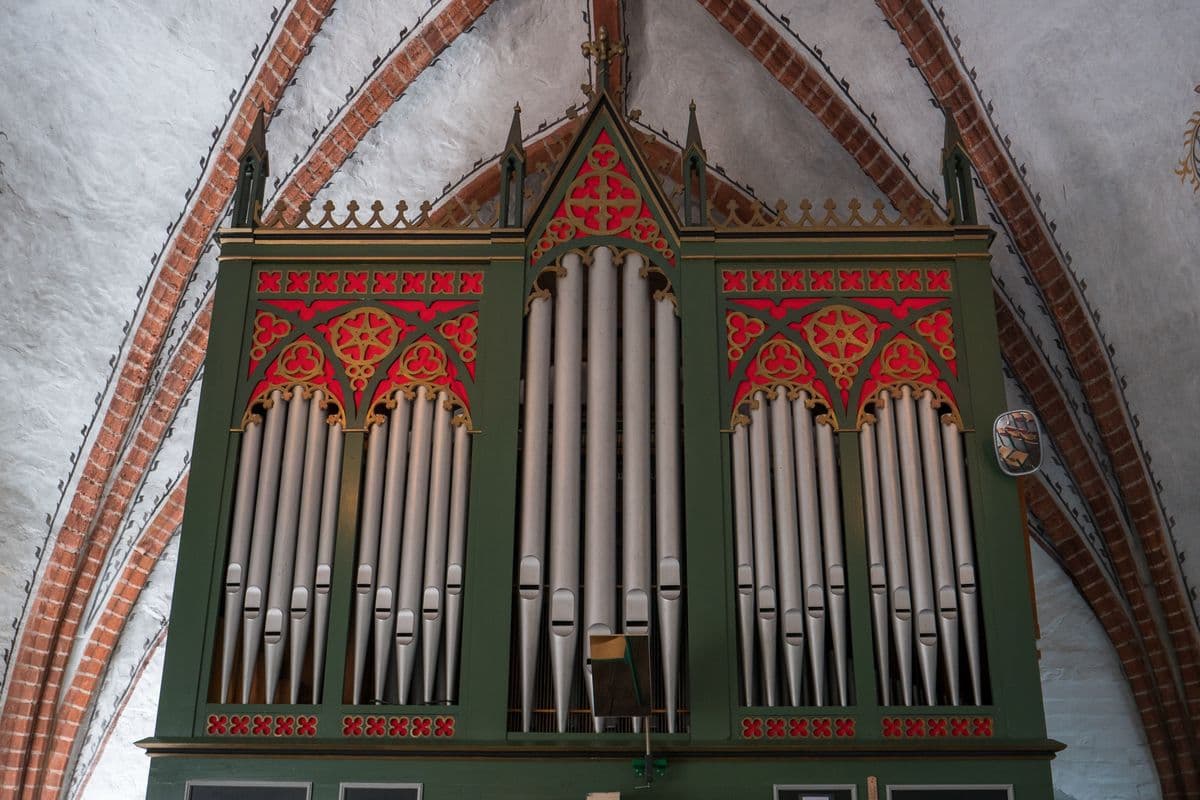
516;246;684;733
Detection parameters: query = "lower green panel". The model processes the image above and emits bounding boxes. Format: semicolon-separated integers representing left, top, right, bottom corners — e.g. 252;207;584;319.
146;752;1054;800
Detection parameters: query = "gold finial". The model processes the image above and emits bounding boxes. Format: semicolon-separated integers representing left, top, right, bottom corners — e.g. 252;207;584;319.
581;25;625;94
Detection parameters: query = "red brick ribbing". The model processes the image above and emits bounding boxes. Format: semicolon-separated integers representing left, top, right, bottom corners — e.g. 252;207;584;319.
696;0;932;219
0;2;334;795
1002;302;1195;797
877;0;1200;744
268;0;499;225
1025;478;1188;800
40;479;188;799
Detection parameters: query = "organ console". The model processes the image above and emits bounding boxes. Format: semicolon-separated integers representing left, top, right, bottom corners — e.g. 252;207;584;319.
143;90;1059;799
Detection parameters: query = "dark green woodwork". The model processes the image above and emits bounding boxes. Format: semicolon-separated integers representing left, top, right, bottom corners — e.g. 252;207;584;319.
146;96;1056;799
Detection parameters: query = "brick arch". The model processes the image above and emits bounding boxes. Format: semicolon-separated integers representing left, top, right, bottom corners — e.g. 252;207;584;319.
0;3;337;795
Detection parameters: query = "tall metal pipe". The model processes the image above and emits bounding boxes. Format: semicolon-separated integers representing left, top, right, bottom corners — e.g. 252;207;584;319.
395;386;436;703
895;386;938;705
584;246;618;731
942;417;983;704
875;392;914;705
220;417;262;703
731;424;757;706
263;390;311;703
549;252;583;732
747;393;779;707
919;391;961;705
769;392;806;706
792;392;827;706
372;394;412;701
240;389;286;703
311;421;343;702
351;417;389;704
421;393;455;703
859;422;892;705
443;418;471;703
654;291;683;731
816;419;849;706
517;293;552;729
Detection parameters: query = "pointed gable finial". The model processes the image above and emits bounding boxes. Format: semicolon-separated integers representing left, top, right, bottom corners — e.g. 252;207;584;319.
232;107;269;227
685;99;705;159
499;102;527;228
581;25;625;99
682;100;708;227
941;113;977;224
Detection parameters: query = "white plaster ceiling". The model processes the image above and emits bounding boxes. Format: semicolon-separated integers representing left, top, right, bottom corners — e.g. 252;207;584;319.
1;1;1194;797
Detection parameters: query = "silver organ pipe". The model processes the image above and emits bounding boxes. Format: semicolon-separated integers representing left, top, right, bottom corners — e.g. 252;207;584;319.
288;391;329;703
768;392;807;706
372;394;412;702
918;390;961;706
621;252;652;734
443;417;471;703
791;392;827;706
220;417;262;703
311;420;343;702
875;393;915;705
517;292;552;730
395;386;436;703
730;425;757;706
815;419;849;706
421;392;455;703
240;389;287;702
549;251;584;733
584;246;619;731
895;385;939;705
654;287;683;733
351;417;389;704
263;389;310;702
858;421;892;705
941;416;983;704
747;393;779;707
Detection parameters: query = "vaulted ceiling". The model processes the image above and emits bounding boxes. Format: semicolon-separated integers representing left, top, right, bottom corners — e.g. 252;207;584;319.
1;1;1197;797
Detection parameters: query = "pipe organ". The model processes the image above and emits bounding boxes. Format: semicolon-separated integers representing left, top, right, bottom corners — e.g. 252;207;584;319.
146;95;1058;800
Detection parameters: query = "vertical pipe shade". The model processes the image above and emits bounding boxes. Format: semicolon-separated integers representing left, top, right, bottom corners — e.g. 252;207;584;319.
421;392;455;703
395;386;436;703
859;422;892;705
584;246;618;730
875;392;915;706
942;416;983;705
517;294;552;730
444;418;472;703
791;392;827;706
549;252;583;733
351;417;389;704
653;289;683;733
747;393;779;708
312;421;343;703
731;424;757;706
621;253;652;641
816;419;849;706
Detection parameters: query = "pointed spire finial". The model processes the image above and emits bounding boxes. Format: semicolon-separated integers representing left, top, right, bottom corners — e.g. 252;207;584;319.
232;105;269;227
685;99;705;158
581;25;625;97
506;102;524;154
